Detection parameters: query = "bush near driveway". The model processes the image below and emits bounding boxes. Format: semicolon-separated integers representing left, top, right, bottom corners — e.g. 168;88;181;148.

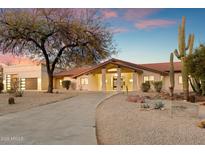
62;80;71;90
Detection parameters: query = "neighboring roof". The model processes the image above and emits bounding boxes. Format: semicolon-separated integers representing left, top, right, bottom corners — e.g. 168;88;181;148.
54;67;91;78
73;58;170;78
140;62;181;72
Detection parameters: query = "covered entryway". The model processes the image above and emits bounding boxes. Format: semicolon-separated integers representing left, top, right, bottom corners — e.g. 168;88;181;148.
75;59;144;92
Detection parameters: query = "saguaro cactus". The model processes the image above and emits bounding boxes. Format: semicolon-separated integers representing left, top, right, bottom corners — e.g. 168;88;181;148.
169;52;175;98
174;16;195;100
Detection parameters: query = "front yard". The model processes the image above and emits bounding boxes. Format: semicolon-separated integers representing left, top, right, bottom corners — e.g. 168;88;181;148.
0;91;77;116
96;92;205;144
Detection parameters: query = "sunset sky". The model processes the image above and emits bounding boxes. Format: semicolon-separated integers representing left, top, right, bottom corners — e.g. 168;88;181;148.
1;8;205;64
100;8;205;63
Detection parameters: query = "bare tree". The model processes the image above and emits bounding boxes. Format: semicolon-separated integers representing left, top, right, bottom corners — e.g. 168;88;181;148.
0;9;116;93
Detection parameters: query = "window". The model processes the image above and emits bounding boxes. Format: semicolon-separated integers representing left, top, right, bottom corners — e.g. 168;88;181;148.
149;76;154;81
81;77;88;85
143;76;154;82
59;80;62;86
179;75;183;84
143;76;149;82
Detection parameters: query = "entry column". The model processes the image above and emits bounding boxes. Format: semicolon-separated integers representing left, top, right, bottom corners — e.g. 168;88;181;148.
117;67;121;92
101;68;106;91
133;71;137;91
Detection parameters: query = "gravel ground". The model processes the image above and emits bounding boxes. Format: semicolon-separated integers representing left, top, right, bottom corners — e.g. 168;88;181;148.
96;93;205;145
0;91;77;116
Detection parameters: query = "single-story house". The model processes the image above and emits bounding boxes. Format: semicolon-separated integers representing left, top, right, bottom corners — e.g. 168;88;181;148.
0;58;186;92
53;58;185;92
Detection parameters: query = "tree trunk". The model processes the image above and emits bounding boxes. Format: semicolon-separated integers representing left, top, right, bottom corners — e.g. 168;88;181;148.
47;73;54;93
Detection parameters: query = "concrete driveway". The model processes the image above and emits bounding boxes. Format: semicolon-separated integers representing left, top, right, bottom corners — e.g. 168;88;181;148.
0;92;112;145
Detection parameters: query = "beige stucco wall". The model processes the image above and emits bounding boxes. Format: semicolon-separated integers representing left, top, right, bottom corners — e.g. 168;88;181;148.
163;73;192;93
140;70;162;91
76;72;134;91
76;75;89;90
41;65;49;90
3;64;43;90
87;74;98;91
2;63;58;91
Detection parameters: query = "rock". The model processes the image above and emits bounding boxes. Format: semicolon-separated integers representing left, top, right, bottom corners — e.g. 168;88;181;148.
197;120;205;128
8;97;15;104
127;95;145;103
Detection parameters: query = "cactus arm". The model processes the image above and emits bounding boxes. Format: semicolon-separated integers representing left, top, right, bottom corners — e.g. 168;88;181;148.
186;34;192;50
189;34;194;55
174;49;180;59
178;25;183;55
181;16;186;53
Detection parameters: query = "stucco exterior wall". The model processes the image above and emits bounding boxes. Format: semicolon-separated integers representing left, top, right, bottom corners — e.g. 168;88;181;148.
140;70;162;91
163;73;192;92
3;64;43;90
88;74;98;91
76;75;89;90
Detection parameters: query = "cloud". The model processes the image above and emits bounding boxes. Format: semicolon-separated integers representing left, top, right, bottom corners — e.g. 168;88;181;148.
124;8;160;21
110;27;129;34
0;54;39;65
135;19;176;29
101;9;118;19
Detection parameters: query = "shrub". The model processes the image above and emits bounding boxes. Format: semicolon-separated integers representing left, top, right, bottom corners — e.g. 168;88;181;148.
189;95;196;103
198;120;205;128
6;80;23;97
0;82;3;93
8;97;15;104
152;81;163;93
62;80;71;90
154;101;164;110
141;81;150;92
141;104;150;109
15;90;23;97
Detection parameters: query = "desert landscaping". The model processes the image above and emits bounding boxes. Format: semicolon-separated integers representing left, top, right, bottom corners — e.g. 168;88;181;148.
0;91;77;116
96;92;205;145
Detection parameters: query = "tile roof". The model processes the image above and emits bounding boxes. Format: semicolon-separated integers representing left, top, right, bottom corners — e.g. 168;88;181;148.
140;62;181;72
72;58;173;78
54;67;91;78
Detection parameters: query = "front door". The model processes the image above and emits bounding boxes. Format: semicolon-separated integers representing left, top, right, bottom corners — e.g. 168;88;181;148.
113;76;124;90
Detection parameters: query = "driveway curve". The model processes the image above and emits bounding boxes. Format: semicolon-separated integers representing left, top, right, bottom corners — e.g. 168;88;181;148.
0;92;112;145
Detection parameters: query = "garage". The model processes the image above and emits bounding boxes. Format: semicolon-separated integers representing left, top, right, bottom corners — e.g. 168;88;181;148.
25;78;38;90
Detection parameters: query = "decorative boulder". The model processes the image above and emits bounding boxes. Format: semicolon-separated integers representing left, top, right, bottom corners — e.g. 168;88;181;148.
198;120;205;128
127;95;145;103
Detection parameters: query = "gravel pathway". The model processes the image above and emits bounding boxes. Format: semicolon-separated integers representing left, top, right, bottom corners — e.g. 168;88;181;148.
96;93;205;145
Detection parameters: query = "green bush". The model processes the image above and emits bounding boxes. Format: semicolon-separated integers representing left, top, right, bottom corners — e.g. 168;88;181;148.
8;97;15;104
141;81;150;92
141;104;150;109
152;81;163;92
154;101;164;110
0;83;3;93
62;80;71;90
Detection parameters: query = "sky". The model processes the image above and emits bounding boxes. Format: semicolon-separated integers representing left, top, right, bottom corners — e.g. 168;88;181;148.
1;8;205;65
100;8;205;64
